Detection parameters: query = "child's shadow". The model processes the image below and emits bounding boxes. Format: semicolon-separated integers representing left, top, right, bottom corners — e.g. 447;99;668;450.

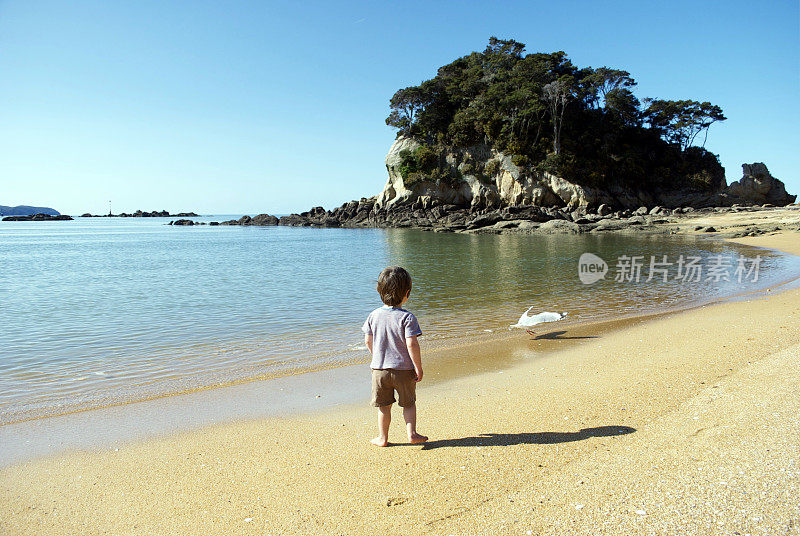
417;425;636;450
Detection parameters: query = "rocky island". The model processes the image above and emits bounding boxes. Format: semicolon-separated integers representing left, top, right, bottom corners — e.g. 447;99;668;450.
0;205;68;221
217;38;795;235
2;213;73;221
81;210;199;218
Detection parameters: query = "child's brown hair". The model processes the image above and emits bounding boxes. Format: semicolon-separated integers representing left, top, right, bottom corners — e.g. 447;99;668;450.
376;266;412;307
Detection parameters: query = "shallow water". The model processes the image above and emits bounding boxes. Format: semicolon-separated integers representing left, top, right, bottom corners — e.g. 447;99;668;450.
1;216;798;422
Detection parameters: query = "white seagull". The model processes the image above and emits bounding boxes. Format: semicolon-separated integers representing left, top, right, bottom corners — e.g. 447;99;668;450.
510;307;568;336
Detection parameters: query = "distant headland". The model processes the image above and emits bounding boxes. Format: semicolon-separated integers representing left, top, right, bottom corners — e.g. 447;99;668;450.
1;207;200;222
0;205;61;217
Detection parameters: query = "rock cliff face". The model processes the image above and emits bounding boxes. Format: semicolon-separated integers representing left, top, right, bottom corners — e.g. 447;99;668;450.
375;137;795;213
376;137;576;210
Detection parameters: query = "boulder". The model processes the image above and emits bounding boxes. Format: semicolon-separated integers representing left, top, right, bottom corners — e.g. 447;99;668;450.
597;203;613;216
466;212;503;230
725;163;796;206
251;214;279;226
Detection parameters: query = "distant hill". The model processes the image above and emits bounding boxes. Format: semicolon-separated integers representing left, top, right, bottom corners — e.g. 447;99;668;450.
0;205;61;216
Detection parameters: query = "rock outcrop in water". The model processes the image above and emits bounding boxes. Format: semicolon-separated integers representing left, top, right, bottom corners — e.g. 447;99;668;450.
217;214;280;226
82;210;199;217
2;213;73;221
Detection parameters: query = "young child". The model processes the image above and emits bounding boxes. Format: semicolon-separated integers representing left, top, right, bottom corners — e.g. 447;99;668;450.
362;266;428;447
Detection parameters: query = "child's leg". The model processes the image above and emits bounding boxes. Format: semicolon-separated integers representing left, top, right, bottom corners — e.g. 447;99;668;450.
371;404;392;447
402;404;427;443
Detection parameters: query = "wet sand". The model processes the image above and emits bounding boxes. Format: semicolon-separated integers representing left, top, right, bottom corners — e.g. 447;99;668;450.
1;231;799;535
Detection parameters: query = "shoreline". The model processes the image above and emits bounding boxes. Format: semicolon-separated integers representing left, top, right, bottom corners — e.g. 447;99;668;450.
1;230;798;534
2;238;798;459
0;299;756;467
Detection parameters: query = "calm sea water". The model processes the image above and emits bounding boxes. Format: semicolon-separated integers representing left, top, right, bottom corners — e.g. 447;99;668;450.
1;216;799;422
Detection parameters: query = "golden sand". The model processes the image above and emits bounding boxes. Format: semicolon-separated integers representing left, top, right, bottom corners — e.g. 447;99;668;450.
1;230;799;535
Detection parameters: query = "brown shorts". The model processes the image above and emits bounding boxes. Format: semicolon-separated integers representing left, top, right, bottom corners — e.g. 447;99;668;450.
371;368;417;407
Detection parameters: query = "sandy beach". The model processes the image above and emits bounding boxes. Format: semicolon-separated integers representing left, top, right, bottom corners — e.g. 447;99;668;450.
1;229;799;535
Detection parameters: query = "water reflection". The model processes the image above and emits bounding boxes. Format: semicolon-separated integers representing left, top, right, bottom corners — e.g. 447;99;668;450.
380;229;796;336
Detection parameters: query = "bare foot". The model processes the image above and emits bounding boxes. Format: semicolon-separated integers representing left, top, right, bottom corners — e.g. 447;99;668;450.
370;436;389;447
408;433;428;444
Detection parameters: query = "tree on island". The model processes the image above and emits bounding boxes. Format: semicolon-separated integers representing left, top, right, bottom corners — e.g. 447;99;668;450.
542;77;574;155
385;37;727;192
642;99;727;151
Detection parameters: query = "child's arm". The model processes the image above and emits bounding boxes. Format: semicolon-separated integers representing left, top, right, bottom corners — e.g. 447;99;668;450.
365;333;373;355
406;335;422;382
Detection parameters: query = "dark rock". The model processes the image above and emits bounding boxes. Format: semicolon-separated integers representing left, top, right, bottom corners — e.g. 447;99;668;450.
509;206;551;222
251;214;279;226
466;212;503;230
172;219;195;226
278;214;308;226
2;213;73;221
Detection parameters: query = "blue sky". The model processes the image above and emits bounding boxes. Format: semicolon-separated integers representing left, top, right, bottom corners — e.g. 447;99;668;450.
1;0;797;215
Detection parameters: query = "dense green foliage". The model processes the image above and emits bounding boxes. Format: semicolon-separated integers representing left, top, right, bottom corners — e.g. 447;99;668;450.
397;146;462;187
386;37;727;191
